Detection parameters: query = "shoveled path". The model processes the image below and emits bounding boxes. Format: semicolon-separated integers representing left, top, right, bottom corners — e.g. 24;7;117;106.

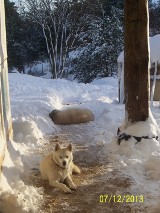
30;124;147;213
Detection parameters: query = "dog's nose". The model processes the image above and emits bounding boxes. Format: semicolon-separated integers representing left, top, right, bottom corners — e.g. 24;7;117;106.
63;161;66;166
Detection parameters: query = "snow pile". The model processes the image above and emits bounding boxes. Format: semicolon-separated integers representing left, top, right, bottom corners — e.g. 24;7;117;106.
145;152;160;180
108;112;160;207
13;118;43;144
0;141;43;213
110;113;160;157
11;118;44;171
0;78;46;212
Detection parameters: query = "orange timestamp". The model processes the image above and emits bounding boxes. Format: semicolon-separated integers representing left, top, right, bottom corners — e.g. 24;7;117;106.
99;195;144;203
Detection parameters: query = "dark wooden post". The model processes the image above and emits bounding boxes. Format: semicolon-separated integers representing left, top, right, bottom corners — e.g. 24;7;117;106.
124;0;149;123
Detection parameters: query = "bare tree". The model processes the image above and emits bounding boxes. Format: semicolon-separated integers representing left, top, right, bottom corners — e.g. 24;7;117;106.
124;0;149;124
22;0;81;79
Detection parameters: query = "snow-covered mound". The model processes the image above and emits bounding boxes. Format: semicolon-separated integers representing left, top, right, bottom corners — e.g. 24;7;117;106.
145;152;160;180
0;140;43;213
13;118;43;144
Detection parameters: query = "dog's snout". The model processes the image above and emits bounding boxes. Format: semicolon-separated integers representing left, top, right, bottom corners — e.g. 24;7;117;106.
63;161;66;166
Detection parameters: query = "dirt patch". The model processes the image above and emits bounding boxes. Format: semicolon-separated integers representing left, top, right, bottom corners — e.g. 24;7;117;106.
28;132;144;213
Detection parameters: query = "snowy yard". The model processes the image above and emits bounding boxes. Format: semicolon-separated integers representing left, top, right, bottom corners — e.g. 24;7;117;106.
0;73;160;212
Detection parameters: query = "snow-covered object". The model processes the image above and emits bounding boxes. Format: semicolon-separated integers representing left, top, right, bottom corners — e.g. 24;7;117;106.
118;34;160;103
117;50;124;63
117;34;160;64
150;34;160;64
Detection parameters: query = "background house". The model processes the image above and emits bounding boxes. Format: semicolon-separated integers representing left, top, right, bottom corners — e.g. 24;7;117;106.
118;34;160;103
0;0;12;169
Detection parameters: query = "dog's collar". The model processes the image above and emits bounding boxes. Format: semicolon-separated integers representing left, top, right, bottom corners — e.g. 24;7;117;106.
52;157;66;170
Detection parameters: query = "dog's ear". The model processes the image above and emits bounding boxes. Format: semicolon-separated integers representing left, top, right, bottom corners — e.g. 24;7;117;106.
55;143;61;151
67;143;72;152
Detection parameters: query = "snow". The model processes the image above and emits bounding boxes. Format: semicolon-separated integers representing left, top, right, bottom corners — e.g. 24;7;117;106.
0;73;160;212
40;70;52;79
118;34;160;64
25;61;50;76
117;50;124;63
0;140;43;213
150;34;160;64
69;48;86;59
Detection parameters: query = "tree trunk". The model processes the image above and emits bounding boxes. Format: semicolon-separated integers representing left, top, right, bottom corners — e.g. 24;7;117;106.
42;25;54;78
124;0;150;124
48;26;57;79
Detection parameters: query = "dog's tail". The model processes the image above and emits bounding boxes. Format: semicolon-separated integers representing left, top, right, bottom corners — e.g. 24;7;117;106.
72;164;81;174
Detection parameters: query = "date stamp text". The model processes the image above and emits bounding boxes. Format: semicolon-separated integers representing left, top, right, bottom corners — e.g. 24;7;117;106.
99;195;144;203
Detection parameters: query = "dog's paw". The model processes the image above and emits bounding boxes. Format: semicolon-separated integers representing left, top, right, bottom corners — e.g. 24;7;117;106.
69;184;76;190
64;187;72;193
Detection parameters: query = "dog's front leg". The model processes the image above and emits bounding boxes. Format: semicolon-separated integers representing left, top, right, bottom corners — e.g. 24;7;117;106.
65;175;76;190
49;179;72;193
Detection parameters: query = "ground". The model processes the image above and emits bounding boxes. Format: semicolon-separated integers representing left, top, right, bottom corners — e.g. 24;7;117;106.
27;124;147;213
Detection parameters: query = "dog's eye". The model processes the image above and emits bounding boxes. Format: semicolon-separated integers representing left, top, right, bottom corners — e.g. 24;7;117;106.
66;156;68;158
59;156;62;159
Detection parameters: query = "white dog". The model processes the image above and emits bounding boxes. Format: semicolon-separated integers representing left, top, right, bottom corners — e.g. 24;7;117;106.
40;143;80;193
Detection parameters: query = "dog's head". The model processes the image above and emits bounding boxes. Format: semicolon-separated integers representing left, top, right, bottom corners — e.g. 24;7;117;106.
53;143;73;169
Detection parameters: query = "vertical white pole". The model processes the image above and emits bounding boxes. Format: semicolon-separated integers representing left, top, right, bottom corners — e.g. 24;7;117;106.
151;61;157;107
